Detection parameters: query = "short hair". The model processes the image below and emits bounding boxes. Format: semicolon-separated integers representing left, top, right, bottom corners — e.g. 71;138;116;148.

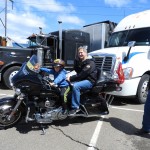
78;45;88;53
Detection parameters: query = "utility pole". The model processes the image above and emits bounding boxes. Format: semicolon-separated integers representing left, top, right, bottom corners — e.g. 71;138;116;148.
4;0;13;37
5;0;7;37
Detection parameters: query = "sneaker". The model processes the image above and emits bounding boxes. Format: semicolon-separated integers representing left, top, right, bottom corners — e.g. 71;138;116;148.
100;110;109;115
135;128;150;135
69;108;80;116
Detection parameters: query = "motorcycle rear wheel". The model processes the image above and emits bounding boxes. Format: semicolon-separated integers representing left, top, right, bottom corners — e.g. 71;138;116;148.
0;105;22;128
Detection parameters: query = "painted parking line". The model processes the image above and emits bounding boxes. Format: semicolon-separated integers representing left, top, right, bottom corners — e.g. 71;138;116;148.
110;106;144;112
0;94;13;96
0;94;7;96
87;116;104;150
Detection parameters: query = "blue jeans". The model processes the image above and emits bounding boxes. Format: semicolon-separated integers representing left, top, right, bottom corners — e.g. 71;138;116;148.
142;90;150;131
71;80;93;109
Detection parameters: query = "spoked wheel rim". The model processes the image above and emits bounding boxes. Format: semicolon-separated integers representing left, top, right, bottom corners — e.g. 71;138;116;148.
0;107;21;127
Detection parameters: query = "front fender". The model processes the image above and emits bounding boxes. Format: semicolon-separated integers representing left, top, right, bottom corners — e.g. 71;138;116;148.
0;97;17;106
0;96;25;112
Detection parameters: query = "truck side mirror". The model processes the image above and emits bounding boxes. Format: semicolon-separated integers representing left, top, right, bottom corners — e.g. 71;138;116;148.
128;41;136;47
123;41;136;62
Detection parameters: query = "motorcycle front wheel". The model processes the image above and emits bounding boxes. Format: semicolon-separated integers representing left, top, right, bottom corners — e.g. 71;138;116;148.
0;105;22;128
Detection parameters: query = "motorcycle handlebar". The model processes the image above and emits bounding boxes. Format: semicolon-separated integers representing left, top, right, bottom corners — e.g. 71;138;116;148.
42;76;58;89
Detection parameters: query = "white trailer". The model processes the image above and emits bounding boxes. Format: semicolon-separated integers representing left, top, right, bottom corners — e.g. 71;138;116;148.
81;21;117;52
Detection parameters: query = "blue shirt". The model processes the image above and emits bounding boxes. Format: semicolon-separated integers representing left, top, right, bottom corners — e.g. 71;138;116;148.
40;67;69;87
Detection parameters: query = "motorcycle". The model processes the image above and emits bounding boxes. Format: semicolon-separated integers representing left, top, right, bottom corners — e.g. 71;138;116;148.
0;55;122;133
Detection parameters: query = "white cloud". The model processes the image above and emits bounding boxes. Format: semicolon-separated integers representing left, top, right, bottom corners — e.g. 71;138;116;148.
8;12;46;28
6;11;47;43
57;15;85;25
104;0;131;7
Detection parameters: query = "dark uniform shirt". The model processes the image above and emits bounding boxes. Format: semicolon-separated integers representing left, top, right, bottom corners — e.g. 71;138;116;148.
70;58;97;84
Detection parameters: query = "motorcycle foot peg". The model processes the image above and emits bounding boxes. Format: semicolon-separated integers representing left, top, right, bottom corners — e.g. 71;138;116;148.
25;117;34;123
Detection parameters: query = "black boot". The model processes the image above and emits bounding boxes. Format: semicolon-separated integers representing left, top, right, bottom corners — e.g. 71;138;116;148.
62;103;68;115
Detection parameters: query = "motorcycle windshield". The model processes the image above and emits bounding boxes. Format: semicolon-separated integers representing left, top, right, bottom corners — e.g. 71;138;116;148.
26;55;40;73
12;55;42;87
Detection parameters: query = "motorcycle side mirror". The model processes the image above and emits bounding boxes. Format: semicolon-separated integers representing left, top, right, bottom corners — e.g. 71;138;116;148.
123;41;136;62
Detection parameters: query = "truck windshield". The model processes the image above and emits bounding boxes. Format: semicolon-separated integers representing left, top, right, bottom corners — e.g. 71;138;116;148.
27;35;47;47
108;27;150;47
28;40;38;47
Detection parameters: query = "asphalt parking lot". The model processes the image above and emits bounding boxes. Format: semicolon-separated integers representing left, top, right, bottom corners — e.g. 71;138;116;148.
0;83;150;150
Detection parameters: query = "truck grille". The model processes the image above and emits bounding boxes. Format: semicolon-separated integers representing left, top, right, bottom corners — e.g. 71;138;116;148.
93;56;115;73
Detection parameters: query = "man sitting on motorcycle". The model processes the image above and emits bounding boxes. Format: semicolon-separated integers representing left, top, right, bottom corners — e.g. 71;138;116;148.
66;46;98;115
40;59;70;114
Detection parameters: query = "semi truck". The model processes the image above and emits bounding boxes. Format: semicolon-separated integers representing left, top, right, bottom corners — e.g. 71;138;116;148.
89;10;150;104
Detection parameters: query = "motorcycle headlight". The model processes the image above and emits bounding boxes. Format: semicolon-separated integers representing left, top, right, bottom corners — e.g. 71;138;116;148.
15;88;21;95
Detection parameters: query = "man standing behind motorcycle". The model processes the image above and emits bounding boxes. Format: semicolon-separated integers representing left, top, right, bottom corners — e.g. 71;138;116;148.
67;46;109;115
40;59;70;114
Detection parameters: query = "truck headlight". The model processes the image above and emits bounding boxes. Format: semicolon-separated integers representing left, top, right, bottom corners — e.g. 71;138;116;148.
123;67;133;79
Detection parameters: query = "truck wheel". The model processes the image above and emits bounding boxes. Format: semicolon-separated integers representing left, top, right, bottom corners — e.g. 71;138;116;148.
3;66;20;89
136;74;149;104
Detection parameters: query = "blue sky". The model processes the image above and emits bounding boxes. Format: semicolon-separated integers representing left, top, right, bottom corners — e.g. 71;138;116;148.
0;0;150;43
